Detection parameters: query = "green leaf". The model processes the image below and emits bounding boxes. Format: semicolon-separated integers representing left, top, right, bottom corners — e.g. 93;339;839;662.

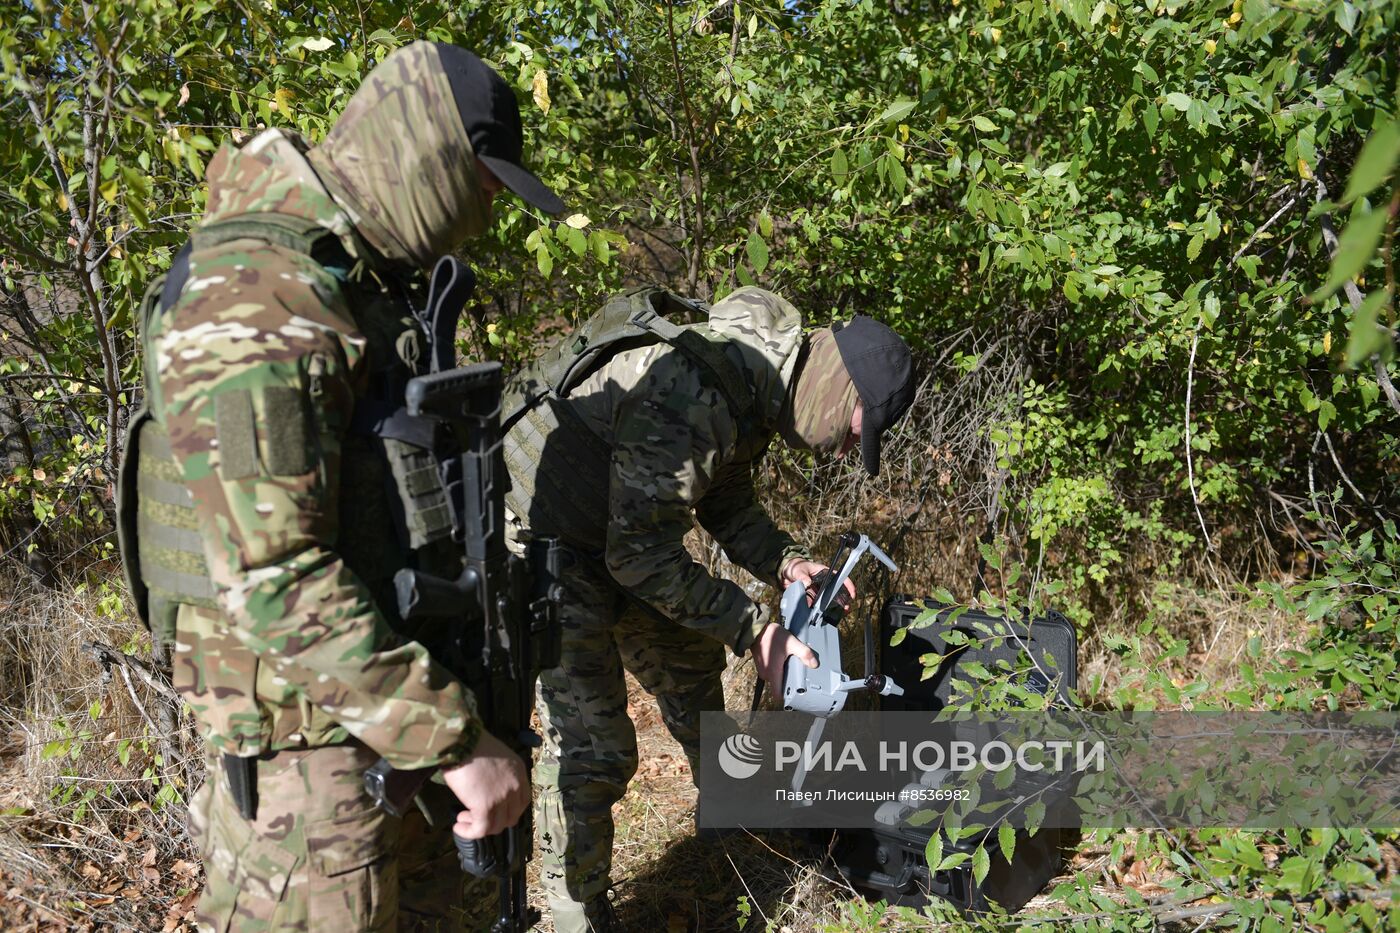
564;224;587;257
972;843;990;885
925;833;943;871
1187;233;1204;261
1043;162;1070;178
1344;289;1393;367
1335;1;1359;33
746;231;769;275
830;147;848;182
887;156;907;196
590;231;613;264
1317;400;1336;431
758;211;773;238
1186;99;1205;129
878;99;917;123
972;115;998;133
998;823;1017;864
1313;207;1387;300
1143;102;1159;137
1025;800;1046;835
1165;92;1192;113
1342;120;1400;204
536;247;553;278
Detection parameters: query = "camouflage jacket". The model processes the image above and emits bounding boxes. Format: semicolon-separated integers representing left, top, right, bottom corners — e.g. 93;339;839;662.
505;287;809;655
150;129;482;769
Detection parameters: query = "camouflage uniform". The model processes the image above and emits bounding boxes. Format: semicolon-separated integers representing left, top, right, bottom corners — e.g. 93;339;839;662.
503;288;825;928
133;42;502;930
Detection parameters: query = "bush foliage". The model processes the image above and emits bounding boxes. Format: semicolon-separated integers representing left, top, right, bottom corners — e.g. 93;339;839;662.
1;0;1396;928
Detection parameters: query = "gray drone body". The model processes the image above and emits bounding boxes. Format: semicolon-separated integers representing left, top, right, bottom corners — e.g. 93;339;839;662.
780;533;903;718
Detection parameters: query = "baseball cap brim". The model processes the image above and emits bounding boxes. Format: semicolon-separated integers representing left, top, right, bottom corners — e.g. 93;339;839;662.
478;155;564;216
860;408;886;476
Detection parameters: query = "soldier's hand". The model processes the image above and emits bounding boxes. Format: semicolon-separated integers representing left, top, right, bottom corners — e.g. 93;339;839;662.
781;558;856;608
443;731;530;839
751;621;818;702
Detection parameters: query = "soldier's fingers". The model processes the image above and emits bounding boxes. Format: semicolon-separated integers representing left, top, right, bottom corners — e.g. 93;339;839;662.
455;810;488;840
789;636;819;669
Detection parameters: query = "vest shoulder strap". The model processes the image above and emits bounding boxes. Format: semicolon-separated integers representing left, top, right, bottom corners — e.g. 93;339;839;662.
189;213;340;260
503;285;757;432
157;214;350;317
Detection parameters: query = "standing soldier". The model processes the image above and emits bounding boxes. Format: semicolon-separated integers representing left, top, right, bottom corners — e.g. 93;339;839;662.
117;42;562;930
501;286;916;931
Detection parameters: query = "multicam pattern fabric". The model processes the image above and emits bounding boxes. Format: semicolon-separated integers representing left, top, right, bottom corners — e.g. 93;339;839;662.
190;744;491;932
778;326;859;453
505;286;809;657
137;40;508;932
157;130;481;768
307;40;493;270
531;544;727;932
503;287;818;930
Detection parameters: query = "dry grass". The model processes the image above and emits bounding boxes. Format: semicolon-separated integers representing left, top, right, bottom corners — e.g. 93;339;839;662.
0;567;202;932
0;512;1321;933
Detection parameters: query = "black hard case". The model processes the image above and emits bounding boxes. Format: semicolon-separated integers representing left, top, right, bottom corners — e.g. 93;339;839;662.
833;596;1078;915
880;597;1078;710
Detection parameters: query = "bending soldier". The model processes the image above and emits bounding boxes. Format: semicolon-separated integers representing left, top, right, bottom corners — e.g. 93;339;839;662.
501;287;916;931
118;42;562;930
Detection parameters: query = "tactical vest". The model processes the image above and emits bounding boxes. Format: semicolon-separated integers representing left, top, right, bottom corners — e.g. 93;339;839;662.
501;286;760;552
116;214;458;652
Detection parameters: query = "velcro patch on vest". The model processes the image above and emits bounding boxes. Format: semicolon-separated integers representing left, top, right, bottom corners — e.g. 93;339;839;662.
262;386;311;475
215;390;258;480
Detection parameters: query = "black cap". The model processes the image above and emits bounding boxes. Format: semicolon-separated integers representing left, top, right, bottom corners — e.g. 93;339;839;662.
435;44;565;215
832;316;915;476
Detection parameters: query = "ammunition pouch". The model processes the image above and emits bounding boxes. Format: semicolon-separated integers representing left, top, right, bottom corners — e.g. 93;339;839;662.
116;407;216;651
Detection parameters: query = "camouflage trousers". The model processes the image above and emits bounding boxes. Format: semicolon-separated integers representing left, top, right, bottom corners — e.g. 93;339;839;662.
533;548;727;933
189;741;490;931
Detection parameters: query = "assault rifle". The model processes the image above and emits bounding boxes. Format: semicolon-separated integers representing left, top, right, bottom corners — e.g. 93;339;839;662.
363;361;562;933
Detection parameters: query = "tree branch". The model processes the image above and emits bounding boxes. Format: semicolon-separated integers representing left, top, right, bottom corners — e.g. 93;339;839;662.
665;0;707;296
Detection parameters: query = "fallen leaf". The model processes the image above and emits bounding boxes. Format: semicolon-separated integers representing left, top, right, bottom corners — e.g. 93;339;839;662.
141;846;158;867
80;862;101;881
